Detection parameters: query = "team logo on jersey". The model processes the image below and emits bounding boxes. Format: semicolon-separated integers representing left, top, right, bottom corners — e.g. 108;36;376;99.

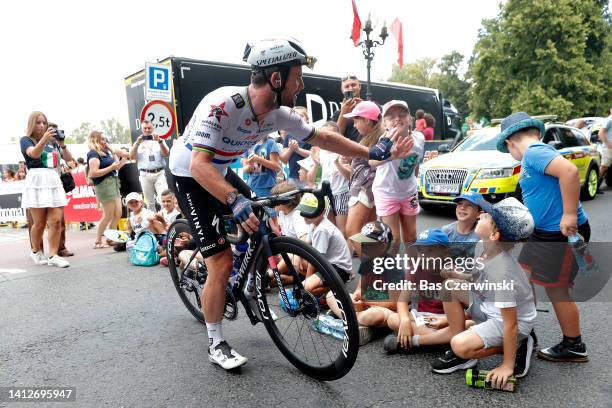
231;93;245;109
208;103;229;123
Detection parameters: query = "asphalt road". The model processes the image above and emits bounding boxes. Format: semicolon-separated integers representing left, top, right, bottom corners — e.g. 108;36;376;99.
2;187;612;407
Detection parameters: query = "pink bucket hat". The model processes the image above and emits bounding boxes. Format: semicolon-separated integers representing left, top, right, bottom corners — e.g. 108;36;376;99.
343;101;381;122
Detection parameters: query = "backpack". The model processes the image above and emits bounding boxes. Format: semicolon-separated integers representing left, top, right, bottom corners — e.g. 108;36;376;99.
129;231;160;266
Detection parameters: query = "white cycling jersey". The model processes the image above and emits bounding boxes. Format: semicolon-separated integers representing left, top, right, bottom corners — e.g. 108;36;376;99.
169;86;316;177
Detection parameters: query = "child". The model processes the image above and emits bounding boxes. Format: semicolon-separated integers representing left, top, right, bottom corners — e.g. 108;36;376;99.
431;197;537;389
327;221;398;344
370;100;425;245
441;192;482;271
159;189;180;225
414;109;426;132
498;112;590;362
125;192;165;256
297;193;352;295
241;134;282;198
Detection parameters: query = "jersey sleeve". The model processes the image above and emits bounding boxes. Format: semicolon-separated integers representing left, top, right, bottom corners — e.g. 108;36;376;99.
184;94;233;156
525;144;558;175
277;107;316;143
20;136;34;157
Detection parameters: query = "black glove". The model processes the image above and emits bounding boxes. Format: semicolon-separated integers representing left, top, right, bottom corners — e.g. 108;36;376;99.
369;137;393;160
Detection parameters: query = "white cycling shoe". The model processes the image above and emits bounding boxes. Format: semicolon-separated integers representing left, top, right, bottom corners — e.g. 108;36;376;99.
208;341;248;370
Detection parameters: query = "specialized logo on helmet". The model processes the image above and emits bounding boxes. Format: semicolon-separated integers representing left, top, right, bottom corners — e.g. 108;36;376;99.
208;103;229;123
256;52;298;67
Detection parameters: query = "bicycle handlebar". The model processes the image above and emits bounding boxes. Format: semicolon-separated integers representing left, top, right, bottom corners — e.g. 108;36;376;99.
225;181;335;245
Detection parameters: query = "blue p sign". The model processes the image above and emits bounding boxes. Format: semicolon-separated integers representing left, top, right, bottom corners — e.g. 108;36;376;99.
148;66;169;90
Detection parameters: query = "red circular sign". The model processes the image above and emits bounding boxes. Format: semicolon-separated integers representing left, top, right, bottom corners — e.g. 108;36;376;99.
140;100;176;139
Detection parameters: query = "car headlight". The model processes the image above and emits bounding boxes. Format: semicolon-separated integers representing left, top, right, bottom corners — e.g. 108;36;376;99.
477;168;515;179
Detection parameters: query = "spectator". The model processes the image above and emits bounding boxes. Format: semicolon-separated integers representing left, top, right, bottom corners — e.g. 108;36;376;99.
279;106;311;187
159;189;180;225
414;109;426;132
16;170;26;181
18;160;27;176
3;169;16;182
76;157;87;173
87;131;127;249
309;121;351;237
20;111;73;268
331;74;362;142
296;156;317;188
125;192;166;256
342;101;384;255
241;132;282;197
441;192;483;264
598;106;612;190
462;116;478;137
422;113;435;141
370;100;425;245
130;120;169;210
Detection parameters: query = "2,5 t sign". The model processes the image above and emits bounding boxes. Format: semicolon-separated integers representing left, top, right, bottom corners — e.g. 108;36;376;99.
140;100;176;140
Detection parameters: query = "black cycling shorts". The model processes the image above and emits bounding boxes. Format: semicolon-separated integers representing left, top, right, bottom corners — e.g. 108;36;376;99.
174;169;255;259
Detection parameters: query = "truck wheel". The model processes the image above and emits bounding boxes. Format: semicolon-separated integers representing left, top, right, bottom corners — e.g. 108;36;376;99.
580;164;599;201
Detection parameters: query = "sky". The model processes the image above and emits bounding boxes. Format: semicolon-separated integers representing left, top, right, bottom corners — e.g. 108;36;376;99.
0;0;503;143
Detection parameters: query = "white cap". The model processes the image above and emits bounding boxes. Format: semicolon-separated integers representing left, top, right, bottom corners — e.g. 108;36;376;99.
297;156;316;172
382;100;410;117
125;192;143;203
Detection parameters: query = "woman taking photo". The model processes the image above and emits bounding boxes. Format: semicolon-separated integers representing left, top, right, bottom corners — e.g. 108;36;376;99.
20;111;73;268
342;101;385;256
87;131;127;248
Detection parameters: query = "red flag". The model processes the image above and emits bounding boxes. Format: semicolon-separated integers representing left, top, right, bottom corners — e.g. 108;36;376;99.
351;0;361;46
390;18;404;67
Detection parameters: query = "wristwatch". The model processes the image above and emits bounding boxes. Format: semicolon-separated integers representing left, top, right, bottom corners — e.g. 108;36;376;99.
225;190;239;206
158;140;164;144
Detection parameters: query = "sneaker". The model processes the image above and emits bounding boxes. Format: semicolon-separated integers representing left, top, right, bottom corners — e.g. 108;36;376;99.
359;325;374;346
47;255;70;268
30;251;48;265
431;349;477;374
538;339;588;362
208;341;248;370
383;334;411;354
515;335;534;378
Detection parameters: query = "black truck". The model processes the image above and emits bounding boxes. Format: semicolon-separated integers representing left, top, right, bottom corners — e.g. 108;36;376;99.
124;57;461;145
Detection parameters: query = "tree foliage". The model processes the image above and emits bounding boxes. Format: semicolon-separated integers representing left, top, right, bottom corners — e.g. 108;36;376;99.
67;122;93;144
468;0;611;120
66;118;130;144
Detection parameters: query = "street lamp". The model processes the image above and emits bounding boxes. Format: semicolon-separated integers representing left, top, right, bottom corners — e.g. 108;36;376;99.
357;15;388;100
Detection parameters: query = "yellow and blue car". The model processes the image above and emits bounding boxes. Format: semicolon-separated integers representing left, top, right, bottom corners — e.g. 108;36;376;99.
418;123;601;210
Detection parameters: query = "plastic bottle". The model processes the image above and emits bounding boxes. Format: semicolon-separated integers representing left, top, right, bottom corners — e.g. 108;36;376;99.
568;234;596;277
310;315;345;340
279;289;300;313
466;369;516;392
230;242;248;289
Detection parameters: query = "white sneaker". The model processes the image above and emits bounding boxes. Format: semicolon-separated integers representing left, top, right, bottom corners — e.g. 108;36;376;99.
208;341;247;370
30;251;48;265
47;255;70;268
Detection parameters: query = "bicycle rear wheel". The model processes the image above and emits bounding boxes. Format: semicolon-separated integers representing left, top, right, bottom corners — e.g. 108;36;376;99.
167;220;206;324
254;236;359;381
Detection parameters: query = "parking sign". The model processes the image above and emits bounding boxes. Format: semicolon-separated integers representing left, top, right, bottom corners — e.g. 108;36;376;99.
145;62;172;102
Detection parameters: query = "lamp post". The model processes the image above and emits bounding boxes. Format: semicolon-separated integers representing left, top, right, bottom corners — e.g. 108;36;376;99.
357;15;388;100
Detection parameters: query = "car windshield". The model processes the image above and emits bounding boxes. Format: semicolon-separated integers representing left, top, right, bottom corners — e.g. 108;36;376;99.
454;131;499;152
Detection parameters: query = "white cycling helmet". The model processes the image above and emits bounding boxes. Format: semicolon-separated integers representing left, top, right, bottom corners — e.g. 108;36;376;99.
243;37;316;108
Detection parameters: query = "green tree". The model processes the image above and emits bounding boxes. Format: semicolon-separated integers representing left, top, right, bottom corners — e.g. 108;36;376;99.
100;118;130;144
468;0;611;120
388;58;437;87
67;121;93;144
430;51;470;118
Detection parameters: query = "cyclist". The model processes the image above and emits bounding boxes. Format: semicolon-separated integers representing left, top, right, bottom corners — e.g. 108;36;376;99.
169;37;411;370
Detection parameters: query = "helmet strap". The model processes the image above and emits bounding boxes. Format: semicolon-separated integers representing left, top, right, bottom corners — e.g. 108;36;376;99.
264;68;289;109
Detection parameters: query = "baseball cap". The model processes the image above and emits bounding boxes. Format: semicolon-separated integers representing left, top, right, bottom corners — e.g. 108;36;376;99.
343;101;381;122
297;156;316;172
415;229;450;246
453;191;485;208
349;221;393;243
480;197;534;241
125;192;143;203
296;193;325;218
382;100;410;117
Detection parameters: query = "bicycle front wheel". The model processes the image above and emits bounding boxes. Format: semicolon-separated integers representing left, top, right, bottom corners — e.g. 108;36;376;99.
255;236;359;381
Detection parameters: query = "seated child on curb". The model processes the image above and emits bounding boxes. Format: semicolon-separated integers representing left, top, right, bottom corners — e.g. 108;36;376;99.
125;192;165;256
159;189;181;226
430;197;537;389
327;221;398;335
384;228;475;354
297;193;352;296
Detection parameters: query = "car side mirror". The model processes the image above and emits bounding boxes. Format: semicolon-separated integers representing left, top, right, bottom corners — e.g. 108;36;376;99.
437;143;450;154
547;140;563;150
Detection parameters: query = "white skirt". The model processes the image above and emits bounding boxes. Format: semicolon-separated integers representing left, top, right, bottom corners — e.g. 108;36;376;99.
21;168;67;209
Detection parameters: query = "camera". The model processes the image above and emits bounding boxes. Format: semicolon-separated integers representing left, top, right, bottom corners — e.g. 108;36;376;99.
343;90;354;100
142;135;153;141
52;128;65;141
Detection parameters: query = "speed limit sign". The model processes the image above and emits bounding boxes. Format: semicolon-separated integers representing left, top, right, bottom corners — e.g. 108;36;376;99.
140;100;176;139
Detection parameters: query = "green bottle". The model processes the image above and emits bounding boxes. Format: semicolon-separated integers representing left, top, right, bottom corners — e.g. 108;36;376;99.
466;369;516;392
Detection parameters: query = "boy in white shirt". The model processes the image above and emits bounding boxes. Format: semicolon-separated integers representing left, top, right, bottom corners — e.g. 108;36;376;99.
159;189;180;225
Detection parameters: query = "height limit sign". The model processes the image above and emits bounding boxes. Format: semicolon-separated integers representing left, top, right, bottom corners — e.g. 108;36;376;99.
145;62;172;102
140;100;176;139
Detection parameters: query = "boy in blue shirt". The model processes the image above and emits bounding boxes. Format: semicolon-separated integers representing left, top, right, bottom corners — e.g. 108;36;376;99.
497;112;590;362
241;135;282;198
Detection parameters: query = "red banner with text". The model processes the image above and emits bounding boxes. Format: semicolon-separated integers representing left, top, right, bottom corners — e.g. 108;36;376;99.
64;171;102;223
